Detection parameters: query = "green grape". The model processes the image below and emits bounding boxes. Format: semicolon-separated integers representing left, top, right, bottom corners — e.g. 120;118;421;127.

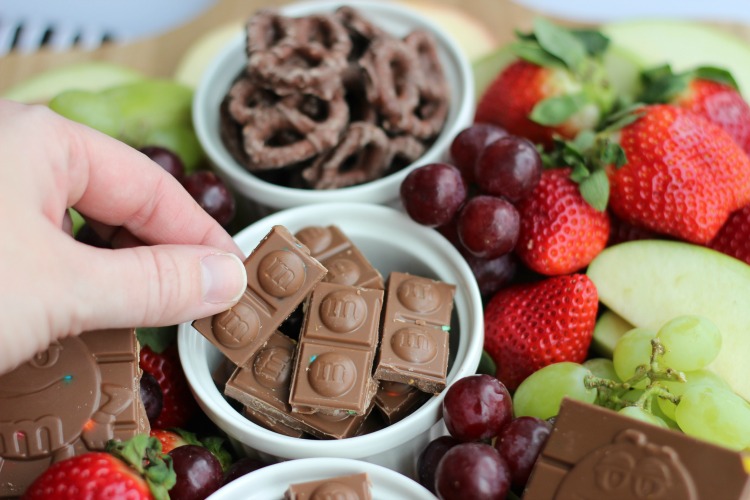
612;327;656;387
142;125;205;173
657;369;728;420
583;358;620;382
101;79;193;147
618;406;668;428
657;315;722;371
675;385;750;451
513;362;597;420
48;89;122;137
648;395;680;430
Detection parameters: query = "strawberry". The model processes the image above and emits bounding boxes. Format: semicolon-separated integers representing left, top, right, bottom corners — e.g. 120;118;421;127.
139;343;198;429
150;429;189;455
483;274;597;391
640;65;750;155
606;105;750;244
515;168;610;275
607;212;657;247
475;19;614;149
707;203;750;265
24;435;174;500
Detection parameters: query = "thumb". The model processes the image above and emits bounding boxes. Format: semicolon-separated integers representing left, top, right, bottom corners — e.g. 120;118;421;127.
71;243;247;328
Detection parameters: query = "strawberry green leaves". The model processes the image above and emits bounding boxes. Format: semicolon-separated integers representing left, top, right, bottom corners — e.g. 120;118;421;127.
107;435;176;500
640;64;740;103
530;93;589;126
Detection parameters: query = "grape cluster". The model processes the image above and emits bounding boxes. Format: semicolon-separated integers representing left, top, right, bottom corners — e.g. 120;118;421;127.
417;374;551;498
512;315;750;452
400;123;542;296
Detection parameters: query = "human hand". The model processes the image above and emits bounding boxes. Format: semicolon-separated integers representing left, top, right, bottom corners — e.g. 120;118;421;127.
0;100;247;375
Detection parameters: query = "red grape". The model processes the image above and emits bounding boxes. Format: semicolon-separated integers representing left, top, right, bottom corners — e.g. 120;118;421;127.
400;163;468;227
435;442;511;500
450;123;508;182
457;195;519;259
461;251;517;297
475;136;542;202
139;371;163;425
140;145;185;181
417;436;460;494
495;416;552;492
223;457;268;485
182;171;236;227
169;445;224;500
442;374;512;442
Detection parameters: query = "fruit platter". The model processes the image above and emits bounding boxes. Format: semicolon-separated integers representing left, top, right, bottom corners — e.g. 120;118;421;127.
2;0;750;498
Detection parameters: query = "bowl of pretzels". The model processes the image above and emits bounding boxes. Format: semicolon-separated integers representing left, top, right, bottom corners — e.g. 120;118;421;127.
193;0;474;213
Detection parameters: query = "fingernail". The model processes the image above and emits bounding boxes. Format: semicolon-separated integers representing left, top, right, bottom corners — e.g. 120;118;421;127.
201;253;247;304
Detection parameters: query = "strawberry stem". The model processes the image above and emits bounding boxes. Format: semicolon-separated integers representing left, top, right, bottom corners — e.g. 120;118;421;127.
106;435;176;500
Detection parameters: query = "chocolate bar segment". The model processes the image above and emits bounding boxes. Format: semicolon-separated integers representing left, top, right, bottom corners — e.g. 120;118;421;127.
285;472;372;500
0;328;147;497
524;398;750;499
374;272;455;393
374;381;431;425
289;283;383;416
193;225;327;367
225;330;369;439
295;225;384;289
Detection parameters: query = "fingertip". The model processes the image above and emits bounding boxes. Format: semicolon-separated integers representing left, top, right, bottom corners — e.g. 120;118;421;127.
200;252;247;305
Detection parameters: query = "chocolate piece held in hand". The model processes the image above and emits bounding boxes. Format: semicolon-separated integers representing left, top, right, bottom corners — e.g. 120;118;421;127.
285;472;372;500
193;225;327;367
289;282;383;416
374;272;455;393
0;329;148;497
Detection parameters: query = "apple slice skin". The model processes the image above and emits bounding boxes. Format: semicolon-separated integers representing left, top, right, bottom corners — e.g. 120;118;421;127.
587;239;750;402
603;20;750;97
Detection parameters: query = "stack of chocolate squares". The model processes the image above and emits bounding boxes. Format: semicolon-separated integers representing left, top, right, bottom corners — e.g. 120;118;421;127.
193;224;455;439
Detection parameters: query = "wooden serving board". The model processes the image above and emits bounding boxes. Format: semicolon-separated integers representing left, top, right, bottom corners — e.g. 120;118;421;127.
2;0;748;94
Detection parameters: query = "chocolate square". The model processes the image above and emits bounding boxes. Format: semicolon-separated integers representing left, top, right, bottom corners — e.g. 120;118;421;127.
285;472;372;500
193;225;327;367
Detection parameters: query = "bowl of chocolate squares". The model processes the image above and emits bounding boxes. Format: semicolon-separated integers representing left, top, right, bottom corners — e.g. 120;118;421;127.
178;202;483;477
192;0;474;212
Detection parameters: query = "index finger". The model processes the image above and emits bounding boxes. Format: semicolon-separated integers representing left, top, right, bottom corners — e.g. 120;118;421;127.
51;106;243;257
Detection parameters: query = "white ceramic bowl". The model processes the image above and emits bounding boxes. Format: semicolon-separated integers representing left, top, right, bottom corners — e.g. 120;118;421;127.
178;203;483;477
207;458;435;500
193;0;474;212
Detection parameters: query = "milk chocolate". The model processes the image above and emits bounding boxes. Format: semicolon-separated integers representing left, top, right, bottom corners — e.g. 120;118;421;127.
374;272;455;393
0;328;148;497
285;472;372;500
294;225;384;290
524;399;750;499
242;405;305;438
374;380;430;425
225;330;371;439
193;225;327;367
289;282;383;415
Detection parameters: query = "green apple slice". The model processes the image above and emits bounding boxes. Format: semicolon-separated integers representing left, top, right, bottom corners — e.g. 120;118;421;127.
603;20;750;97
3;62;144;104
592;309;634;358
587;240;750;402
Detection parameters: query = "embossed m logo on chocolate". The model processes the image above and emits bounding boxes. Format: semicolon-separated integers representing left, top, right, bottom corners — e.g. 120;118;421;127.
253;346;292;390
392;327;437;364
308;353;356;398
398;278;440;313
320;290;366;333
258;250;305;298
213;302;259;349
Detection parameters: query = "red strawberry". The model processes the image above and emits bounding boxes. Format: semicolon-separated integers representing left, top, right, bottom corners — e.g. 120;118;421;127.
607;212;658;247
606;104;750;243
475;20;614;149
641;66;750;154
515;168;610;275
483;274;597;391
24;435;174;500
150;429;189;454
140;344;198;429
707;203;750;265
